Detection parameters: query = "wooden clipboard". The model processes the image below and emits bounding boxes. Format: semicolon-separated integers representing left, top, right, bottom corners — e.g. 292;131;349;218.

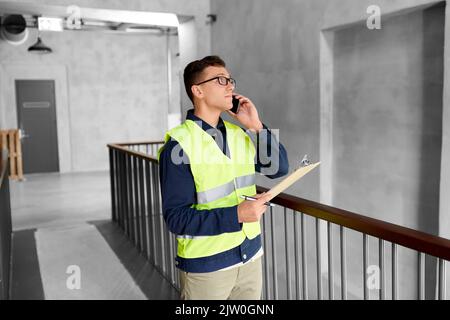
266;162;320;201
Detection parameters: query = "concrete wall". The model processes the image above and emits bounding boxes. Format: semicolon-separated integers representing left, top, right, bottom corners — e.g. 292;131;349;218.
332;5;444;299
211;0;449;299
1;29;170;172
333;5;443;233
211;0;328;201
0;0;211;172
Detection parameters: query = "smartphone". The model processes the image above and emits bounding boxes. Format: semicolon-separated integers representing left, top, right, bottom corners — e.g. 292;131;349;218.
231;95;240;114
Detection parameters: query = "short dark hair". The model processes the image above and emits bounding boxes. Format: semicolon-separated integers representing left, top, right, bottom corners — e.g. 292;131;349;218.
183;55;226;103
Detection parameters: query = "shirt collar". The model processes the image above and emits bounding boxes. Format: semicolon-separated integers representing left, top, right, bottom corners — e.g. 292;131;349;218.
186;108;226;132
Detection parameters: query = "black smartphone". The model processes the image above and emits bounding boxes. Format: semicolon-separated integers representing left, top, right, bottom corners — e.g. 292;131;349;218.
231;95;240;114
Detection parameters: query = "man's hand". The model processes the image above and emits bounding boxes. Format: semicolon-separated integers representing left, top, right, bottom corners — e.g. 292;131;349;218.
226;94;263;133
237;193;272;223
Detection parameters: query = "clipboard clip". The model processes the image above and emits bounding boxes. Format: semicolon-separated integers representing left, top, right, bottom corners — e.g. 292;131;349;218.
300;154;311;167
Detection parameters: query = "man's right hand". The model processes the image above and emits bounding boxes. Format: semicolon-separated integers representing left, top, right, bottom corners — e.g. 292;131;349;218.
237;193;272;223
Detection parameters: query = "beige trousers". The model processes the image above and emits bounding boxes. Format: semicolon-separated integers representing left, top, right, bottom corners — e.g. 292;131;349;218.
179;257;262;300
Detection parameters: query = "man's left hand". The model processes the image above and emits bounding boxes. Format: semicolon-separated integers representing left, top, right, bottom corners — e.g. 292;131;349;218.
226;94;263;133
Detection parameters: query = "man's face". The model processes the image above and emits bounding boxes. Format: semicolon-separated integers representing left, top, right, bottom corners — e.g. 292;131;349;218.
194;66;234;111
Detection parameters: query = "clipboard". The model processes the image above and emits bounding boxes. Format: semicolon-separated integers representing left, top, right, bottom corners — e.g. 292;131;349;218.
265;155;320;201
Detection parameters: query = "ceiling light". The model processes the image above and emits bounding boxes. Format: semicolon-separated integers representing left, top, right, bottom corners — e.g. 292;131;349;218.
28;33;52;54
38;17;64;32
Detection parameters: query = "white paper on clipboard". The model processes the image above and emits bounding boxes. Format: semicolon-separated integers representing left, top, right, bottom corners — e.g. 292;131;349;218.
265;162;320;201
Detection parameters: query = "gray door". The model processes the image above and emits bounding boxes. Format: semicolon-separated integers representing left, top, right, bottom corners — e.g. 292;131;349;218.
15;80;59;174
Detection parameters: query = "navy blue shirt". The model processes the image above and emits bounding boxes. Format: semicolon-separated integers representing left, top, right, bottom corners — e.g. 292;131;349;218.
158;109;289;272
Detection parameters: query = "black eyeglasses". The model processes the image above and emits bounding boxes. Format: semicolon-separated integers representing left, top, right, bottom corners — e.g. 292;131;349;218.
195;76;236;88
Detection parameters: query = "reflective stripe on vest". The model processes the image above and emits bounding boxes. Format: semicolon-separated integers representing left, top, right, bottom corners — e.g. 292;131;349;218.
176;235;209;240
197;173;255;204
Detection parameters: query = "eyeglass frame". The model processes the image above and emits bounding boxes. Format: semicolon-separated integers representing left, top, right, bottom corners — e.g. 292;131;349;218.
194;76;236;88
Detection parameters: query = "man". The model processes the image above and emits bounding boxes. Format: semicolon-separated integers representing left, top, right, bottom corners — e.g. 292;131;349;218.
158;55;289;300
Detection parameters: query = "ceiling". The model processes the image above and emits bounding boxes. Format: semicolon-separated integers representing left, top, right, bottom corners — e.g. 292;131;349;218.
0;1;185;35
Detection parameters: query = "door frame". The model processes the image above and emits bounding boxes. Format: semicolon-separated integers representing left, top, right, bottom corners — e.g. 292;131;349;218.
0;64;72;173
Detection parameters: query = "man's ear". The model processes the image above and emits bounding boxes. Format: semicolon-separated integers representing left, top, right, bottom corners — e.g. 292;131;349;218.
191;85;203;100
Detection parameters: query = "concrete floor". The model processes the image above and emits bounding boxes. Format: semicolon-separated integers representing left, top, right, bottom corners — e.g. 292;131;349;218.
10;171;111;231
9;171;178;300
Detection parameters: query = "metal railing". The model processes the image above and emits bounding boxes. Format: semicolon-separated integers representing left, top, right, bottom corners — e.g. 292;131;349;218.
107;141;179;290
0;148;12;300
256;187;449;300
108;141;450;300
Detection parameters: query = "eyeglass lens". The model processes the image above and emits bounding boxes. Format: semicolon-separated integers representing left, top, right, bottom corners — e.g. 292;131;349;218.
218;76;235;87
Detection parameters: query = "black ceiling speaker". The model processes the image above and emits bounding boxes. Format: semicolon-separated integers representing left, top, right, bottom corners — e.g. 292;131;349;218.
0;14;29;45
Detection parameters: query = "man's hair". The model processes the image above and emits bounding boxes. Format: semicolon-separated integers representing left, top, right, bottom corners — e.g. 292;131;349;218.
183;55;226;103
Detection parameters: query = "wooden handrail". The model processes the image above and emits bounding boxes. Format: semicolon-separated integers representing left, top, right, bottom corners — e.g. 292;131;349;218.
111;140;165;147
256;186;450;261
108;141;450;261
107;143;160;162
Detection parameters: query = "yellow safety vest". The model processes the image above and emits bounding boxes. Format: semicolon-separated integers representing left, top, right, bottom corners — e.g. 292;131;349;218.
158;119;261;259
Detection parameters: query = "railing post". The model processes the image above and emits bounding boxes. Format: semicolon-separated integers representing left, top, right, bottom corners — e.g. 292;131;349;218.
363;234;369;300
328;221;334;300
439;259;446;300
121;152;130;236
115;151;121;229
392;243;398;300
380;239;385;300
293;211;300;300
168;231;175;287
138;158;148;258
126;155;136;246
284;208;292;299
151;162;159;267
145;161;156;265
270;206;278;299
133;156;141;252
418;252;425;300
109;148;117;222
340;226;347;300
262;213;270;300
120;152;127;233
301;212;308;300
115;149;123;229
316;218;322;300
